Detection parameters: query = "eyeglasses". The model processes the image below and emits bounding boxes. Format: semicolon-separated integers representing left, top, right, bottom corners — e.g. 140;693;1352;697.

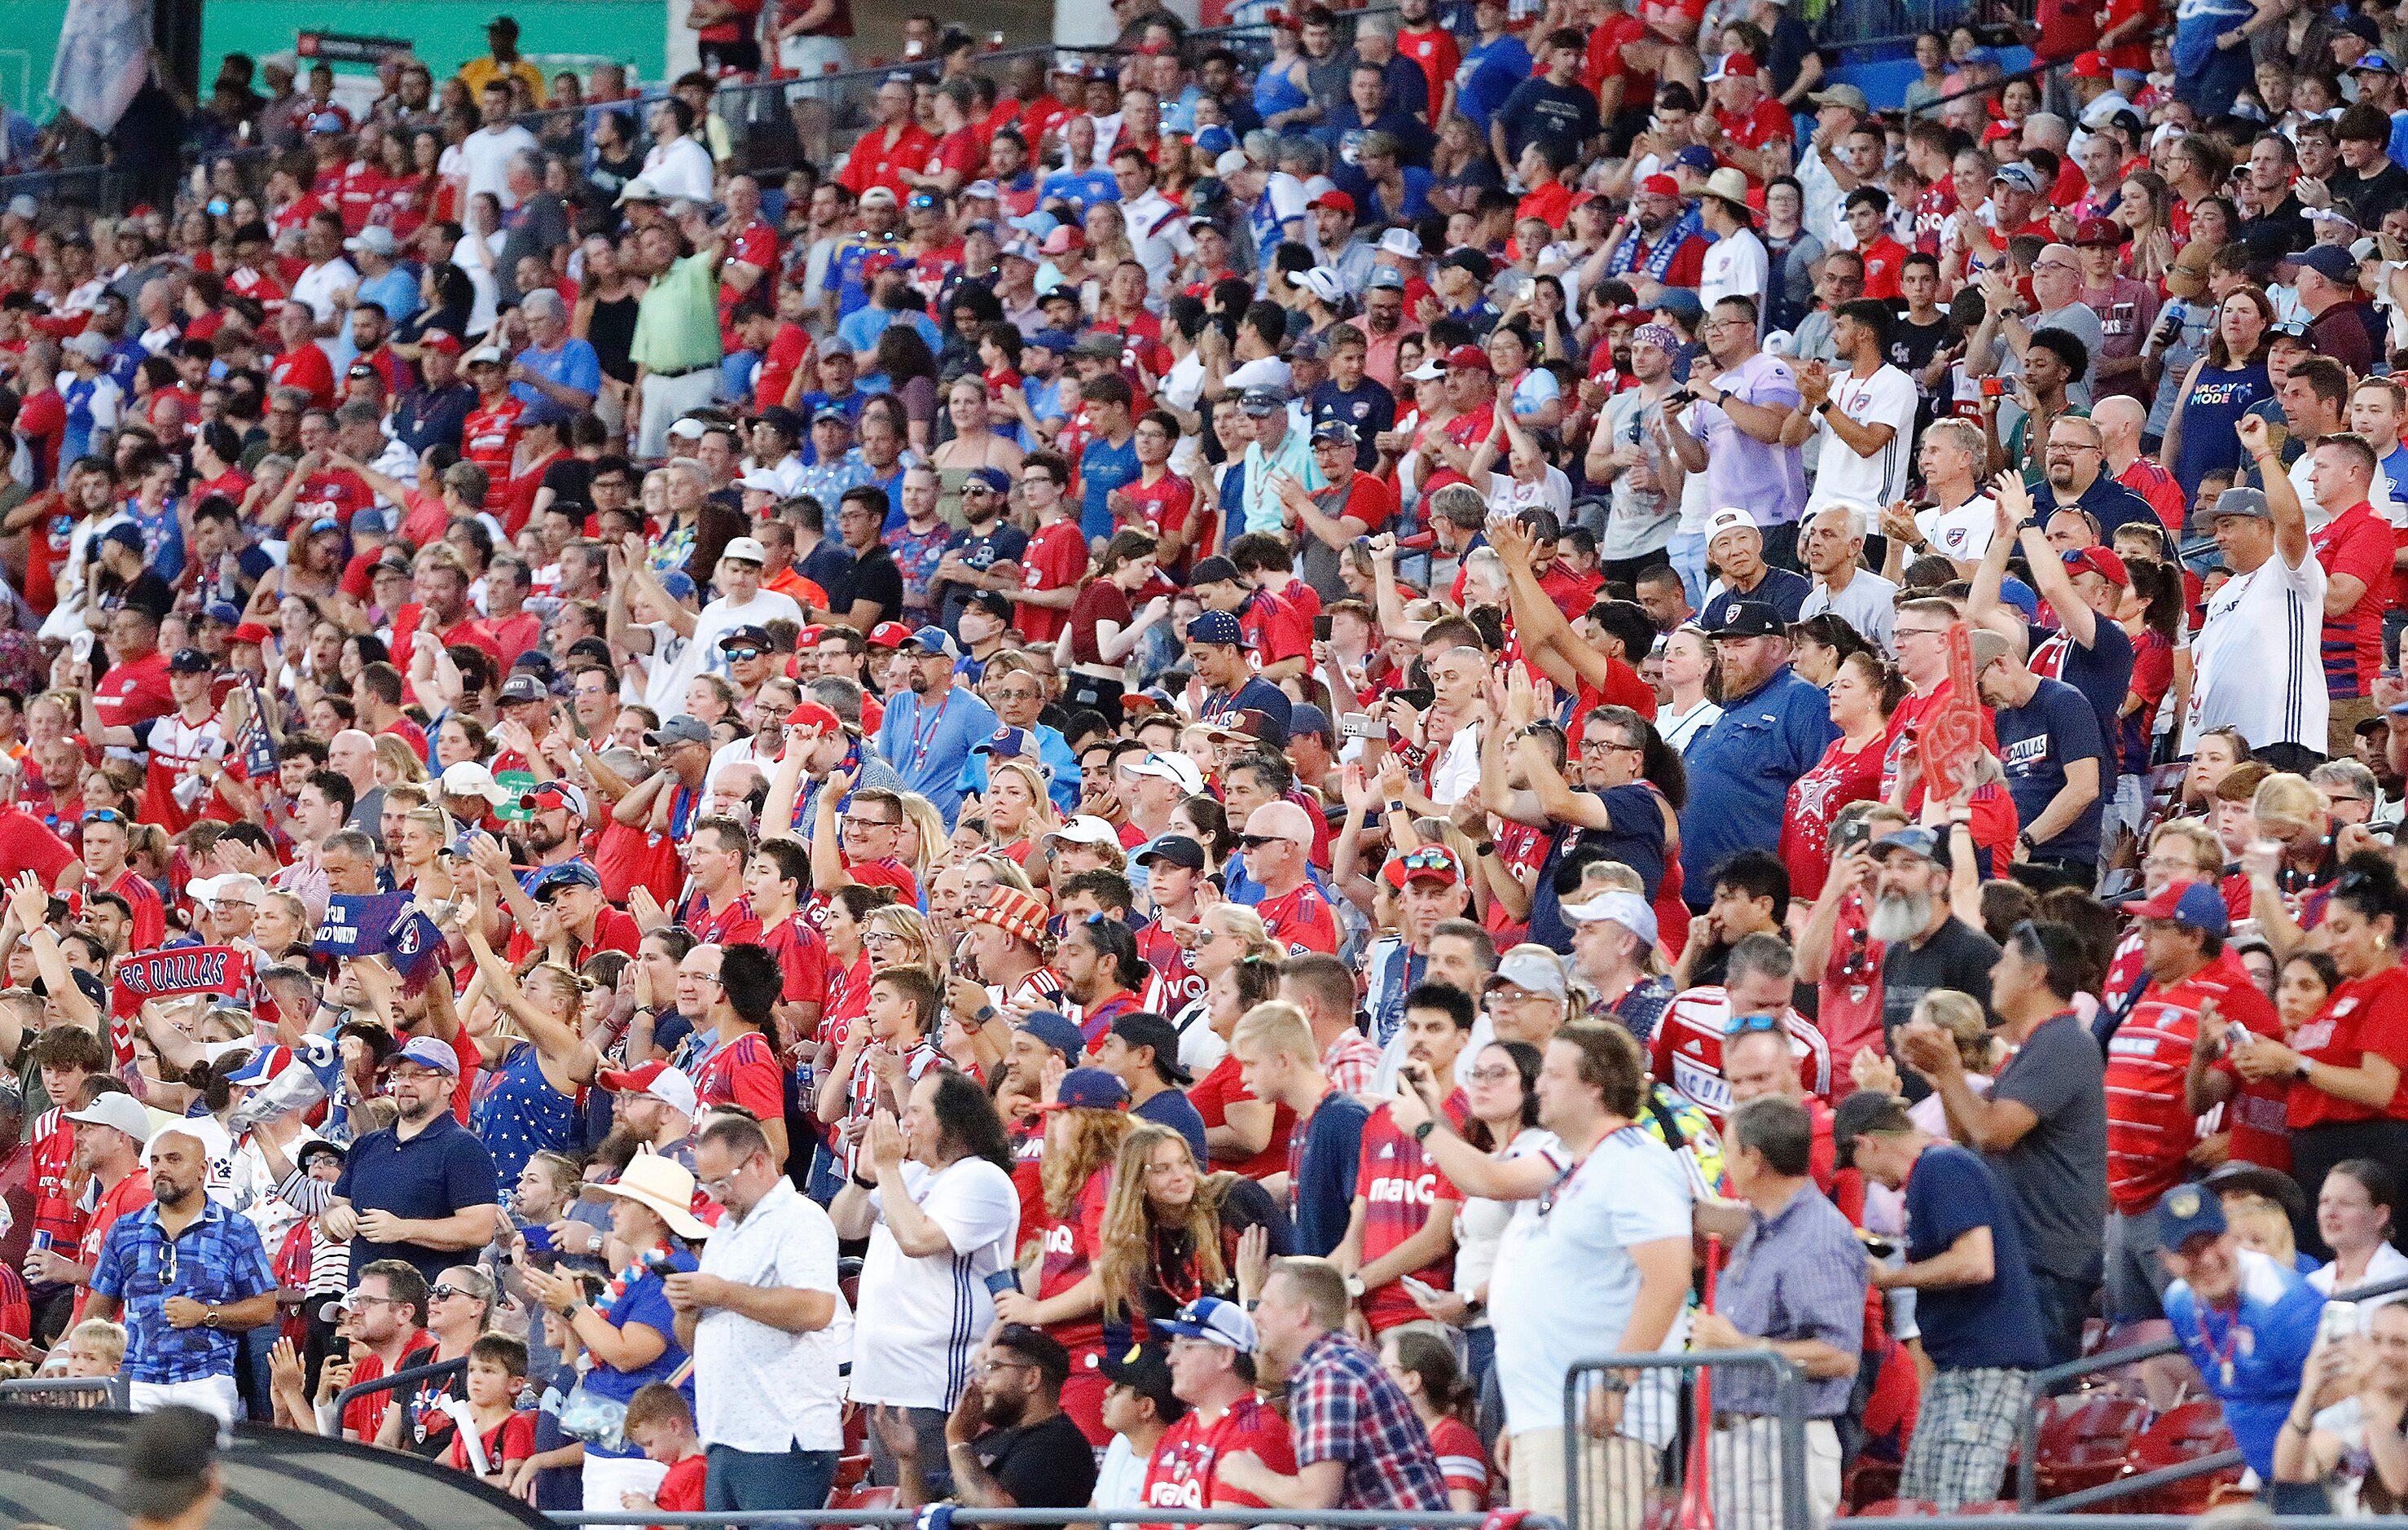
1466;1064;1517;1084
846;816;899;830
975;1357;1035;1377
1726;1012;1786;1036
1892;627;1950;641
429;1283;472;1300
725;648;763;661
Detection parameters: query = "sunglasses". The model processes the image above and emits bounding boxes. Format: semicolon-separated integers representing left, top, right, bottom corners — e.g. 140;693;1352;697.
1237;833;1289;850
86;809;123;824
1399;846;1453;872
724;648;763;661
1726;1012;1786;1036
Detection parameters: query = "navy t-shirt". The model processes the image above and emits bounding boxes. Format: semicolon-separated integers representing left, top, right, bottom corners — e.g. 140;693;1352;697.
2028;616;2133;780
1700;567;1813;629
1996;675;2106;865
1496;75;1599;165
1310;379;1397;470
1135;1087;1211;1167
938;522;1031;635
1202;675;1293;731
1903;1142;2052;1371
333;1111;502;1286
1289;1091;1370;1258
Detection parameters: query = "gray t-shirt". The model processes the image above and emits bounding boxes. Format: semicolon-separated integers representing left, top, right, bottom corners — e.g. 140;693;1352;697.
1986;1011;2108;1284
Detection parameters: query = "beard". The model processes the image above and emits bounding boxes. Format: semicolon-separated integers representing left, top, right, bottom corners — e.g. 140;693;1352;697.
1637;210;1668;236
1867;890;1934;943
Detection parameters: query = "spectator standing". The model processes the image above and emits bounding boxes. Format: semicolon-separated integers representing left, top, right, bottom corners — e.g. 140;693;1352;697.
2186;423;2328;772
669;1115;853;1518
1968;630;2106;888
1214;1256;1450;1514
1230;1000;1367;1258
86;1123;279;1422
1663;296;1807;561
1835;1091;2050;1510
1897;920;2108;1364
833;1070;1020;1492
1678;603;1839;910
325;1035;502;1286
629;210;729;460
1690;1097;1868;1530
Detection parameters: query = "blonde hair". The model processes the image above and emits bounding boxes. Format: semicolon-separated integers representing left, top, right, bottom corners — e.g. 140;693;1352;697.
66;1317;126;1367
969;851;1036;894
1038;1103;1134;1222
2223;1191;2297;1266
1094;1123;1226;1316
863;903;944;987
984;760;1061;842
1206;903;1277;961
1912;989;1994;1073
1231;999;1315;1065
2252;772;2323;832
373;733;428;785
899;791;946;886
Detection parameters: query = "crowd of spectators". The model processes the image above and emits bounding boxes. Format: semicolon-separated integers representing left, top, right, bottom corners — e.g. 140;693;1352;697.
16;0;2408;1522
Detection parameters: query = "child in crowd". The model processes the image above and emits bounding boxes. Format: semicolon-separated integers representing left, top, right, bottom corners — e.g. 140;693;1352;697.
618;1383;707;1526
446;1332;536;1486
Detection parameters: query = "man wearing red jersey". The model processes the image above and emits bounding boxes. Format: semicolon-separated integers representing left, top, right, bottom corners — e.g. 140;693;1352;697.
90;602;176;737
84;647;233;835
691;946;790;1171
1229;535;1321;684
1650;934;1832;1129
35;1093;153;1325
838;77;935;199
675;820;765;947
390;549;504;673
77;811;165;952
1015;452;1087;646
1145;1297;1298;1527
1242;803;1342;956
1705;54;1794;182
1395;0;1460;120
746;836;829;1043
716;174;781;348
266;302;336;409
1338;992;1468;1334
460;346;525;486
2105;882;2279;1342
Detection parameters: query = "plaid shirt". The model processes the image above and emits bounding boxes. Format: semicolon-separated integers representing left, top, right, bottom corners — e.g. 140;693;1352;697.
1321;1030;1382;1098
1715;1181;1869;1417
89;1195;277;1384
1285;1329;1451;1512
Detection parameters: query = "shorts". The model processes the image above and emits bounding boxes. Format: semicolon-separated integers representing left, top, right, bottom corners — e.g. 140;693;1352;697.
1509;1425;1659;1530
2103;1202;2175;1323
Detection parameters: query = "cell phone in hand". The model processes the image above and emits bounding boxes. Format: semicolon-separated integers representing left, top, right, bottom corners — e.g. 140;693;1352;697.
1314;614;1334;642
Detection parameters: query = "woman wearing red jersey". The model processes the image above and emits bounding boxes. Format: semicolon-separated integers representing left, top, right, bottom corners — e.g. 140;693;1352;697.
993;1066;1136;1446
1781;649;1902;903
2229;854;2408;1238
1381;1329;1491;1510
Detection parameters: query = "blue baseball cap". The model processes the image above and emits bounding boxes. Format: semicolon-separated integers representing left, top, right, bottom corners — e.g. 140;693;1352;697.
974;725;1035;759
203;600;241;627
2151;1181;2227;1249
1036;1066;1129;1112
532;860;603;896
1155;1295;1259;1350
901;625;960;659
389;1035;462;1075
657;569;699;603
1017;1010;1087;1061
1673;145;1716;174
1196;125;1235;156
2129;878;2229;936
1186;610;1244;647
1030;328;1078;354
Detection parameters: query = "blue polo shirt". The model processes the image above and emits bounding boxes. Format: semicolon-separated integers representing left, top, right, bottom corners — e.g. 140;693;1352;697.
1079;433;1142;542
512;337;604;410
1678;666;1837;907
333;1108;502;1286
875;684;1000;829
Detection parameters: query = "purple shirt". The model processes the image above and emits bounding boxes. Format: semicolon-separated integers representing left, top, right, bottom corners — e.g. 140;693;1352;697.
1698;350;1807;525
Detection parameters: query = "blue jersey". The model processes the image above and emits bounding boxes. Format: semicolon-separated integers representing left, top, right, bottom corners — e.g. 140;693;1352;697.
2165;1244;2324;1479
1039;168;1120;213
830;236;905;319
1078;433;1141;542
1454;35;1532;130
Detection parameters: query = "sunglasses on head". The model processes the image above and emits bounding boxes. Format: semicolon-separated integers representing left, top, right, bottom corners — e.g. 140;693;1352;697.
86;809;123;824
1399;846;1452;871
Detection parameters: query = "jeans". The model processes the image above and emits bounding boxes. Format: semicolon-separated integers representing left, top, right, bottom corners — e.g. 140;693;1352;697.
2031;1270;2097;1366
1666;531;1707;609
705;1444;840;1524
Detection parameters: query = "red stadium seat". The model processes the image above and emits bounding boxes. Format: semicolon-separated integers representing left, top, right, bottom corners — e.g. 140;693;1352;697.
1848;1500;1937;1518
2031;1392;2149;1499
1952;1501;2023;1515
2127;1400;2243;1515
832;1453;871;1493
1843;1459;1900;1512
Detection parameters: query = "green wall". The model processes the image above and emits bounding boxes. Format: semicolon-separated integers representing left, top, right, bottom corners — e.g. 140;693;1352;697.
9;0;669;121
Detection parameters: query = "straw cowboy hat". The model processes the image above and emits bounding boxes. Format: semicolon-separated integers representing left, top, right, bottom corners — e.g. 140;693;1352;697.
593;1150;714;1241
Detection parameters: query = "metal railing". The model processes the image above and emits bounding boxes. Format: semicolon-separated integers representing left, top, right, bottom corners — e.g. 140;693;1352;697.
0;1374;130;1407
2008;1266;2408;1511
1565;1351;1810;1530
332;1351;468;1418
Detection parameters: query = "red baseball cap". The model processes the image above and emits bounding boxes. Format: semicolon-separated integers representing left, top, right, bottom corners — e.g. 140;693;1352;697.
786;701;844;735
1641;174;1681;198
2073;217;2126;247
1309;190;1356;215
230;622;274;646
867;621;915;649
417;331;462;357
2071;50;2111;78
2062;547;2130;587
1712;52;1758;77
1444;344;1492;372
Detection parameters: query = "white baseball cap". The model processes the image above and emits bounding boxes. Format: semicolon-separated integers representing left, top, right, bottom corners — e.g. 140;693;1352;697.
1122;750;1205;795
1048;815;1123;846
440;759;512;804
1704;507;1760;542
64;1092;154;1145
721;536;769;565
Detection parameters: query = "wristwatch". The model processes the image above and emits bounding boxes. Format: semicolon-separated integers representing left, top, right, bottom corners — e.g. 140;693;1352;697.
1343;1274;1366;1299
204;1306;220;1329
1413;1119;1436;1142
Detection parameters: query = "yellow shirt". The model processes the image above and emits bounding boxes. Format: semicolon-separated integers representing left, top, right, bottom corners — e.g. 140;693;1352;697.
456;55;547;106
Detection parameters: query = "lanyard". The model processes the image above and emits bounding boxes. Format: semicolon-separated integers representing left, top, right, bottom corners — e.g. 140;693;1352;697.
906;692;953;768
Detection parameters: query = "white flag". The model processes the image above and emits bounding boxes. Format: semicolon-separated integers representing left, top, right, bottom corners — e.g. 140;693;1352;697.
48;0;151;136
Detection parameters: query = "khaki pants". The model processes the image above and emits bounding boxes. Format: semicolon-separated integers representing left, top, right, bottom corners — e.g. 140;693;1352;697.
1707;1416;1843;1530
2332;695;2379;763
1509;1425;1659;1530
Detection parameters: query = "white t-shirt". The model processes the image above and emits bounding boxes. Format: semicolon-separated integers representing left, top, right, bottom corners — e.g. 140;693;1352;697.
1804;364;1918;516
644;135;718;204
1915;495;1997;563
850;1155;1021;1410
692;591;807;678
2308;1242;2408;1324
1484;468;1573;521
289;258;358;325
1093;1432;1152;1515
458;124;539;209
1489;1125;1694;1439
2187;540;2329;752
635;621;709;716
1698;226;1768;309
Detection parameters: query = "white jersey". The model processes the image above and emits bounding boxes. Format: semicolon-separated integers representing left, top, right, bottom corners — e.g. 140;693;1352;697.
1805;364;1918;516
847;1155;1020;1412
1915;495;1997;563
2187;541;2327;752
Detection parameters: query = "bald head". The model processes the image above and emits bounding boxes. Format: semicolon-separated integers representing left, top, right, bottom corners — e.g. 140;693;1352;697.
2092;394;2146;453
1244;801;1317;845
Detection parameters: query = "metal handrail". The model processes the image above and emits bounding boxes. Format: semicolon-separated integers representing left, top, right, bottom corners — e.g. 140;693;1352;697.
0;1374;130;1406
331;1351;468;1416
1564;1348;1809;1530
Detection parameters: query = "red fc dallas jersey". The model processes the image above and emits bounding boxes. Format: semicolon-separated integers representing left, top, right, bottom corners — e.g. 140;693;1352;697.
1254;882;1339;956
462;395;525;481
142;708;240;834
1137;922;1202;1015
29;1106;84;1250
1140;1395;1298;1524
1647;987;1831;1128
1035;1168;1113;1358
2104;948;2277;1212
1355;1104;1459;1334
693;1031;783;1121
